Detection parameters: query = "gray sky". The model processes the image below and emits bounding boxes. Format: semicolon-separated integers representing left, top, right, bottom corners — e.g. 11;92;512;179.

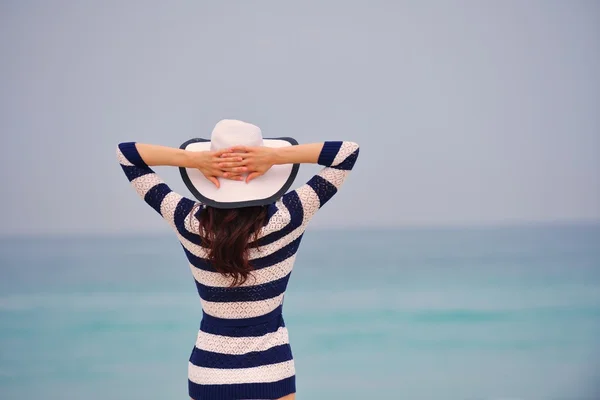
1;1;598;235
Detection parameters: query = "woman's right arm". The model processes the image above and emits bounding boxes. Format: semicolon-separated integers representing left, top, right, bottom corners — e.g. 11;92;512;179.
221;141;360;220
280;141;360;219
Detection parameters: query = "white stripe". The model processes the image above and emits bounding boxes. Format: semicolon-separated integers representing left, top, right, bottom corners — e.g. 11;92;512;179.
319;168;350;189
160;192;182;228
195;326;290;355
292;184;321;220
116;148;134;166
130;173;163;197
176;229;209;259
183;205;203;233
201;294;284;319
256;199;291;239
188;360;295;385
331;141;358;166
189;255;295;288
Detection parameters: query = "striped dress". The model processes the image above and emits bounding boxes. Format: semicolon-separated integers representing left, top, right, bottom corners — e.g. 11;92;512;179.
117;141;359;399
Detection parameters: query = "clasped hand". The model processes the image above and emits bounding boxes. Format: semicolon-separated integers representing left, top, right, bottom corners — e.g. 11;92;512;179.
195;146;275;188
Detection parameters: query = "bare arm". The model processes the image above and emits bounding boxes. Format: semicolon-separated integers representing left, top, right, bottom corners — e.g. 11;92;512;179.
220;141;360;219
134;143;198;168
271;143;324;165
219;143;326;182
284;141;360;219
133;143;244;187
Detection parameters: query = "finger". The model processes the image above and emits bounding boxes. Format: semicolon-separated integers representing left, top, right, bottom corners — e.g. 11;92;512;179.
216;156;244;163
228;145;249;153
221;166;248;174
218;161;247;169
223;174;244;181
222;171;244;180
217;158;246;166
213;148;234;157
220;152;249;159
207;176;220;188
223;170;247;178
246;172;262;183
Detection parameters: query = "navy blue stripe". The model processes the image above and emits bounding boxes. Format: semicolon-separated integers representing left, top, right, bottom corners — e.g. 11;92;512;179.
118;142;148;167
307;175;338;208
318;141;342;166
190;344;292;369
254;192;303;247
283;191;304;227
182;246;213;271
200;315;284;337
264;202;279;225
120;164;152;182
144;183;172;214
173;198;203;245
189;376;295;400
195;272;290;302
250;235;302;270
333;148;360;170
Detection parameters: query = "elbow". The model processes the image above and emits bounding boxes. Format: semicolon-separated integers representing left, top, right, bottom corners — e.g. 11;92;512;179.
335;141;359;170
345;141;359;151
116;145;126;165
116;142;134;166
346;141;360;157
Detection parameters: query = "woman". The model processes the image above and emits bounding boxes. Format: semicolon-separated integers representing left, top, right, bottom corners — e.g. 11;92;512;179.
117;119;359;400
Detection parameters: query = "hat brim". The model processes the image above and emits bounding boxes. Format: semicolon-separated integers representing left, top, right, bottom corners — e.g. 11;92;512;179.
179;137;299;209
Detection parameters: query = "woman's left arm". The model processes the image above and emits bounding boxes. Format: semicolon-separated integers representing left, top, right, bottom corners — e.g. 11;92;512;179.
116;142;242;225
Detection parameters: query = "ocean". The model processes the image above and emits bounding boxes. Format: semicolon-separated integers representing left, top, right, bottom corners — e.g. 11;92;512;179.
1;225;599;400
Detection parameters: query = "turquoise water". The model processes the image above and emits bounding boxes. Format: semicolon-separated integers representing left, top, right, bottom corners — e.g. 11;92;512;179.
1;225;599;399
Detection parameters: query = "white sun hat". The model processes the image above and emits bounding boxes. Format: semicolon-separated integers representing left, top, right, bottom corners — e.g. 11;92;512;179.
179;119;299;209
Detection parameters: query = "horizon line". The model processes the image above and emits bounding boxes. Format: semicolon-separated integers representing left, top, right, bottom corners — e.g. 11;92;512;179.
1;219;599;239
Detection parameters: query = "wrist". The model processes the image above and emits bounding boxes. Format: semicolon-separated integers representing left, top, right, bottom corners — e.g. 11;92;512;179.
269;147;283;165
271;147;288;165
179;149;202;168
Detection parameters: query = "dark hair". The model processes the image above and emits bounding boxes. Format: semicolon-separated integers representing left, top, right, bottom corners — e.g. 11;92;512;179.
196;205;268;287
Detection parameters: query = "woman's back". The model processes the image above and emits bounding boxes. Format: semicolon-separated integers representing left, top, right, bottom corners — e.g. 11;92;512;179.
117;137;359;400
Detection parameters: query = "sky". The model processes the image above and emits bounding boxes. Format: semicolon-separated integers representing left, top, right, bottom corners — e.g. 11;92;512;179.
0;1;598;235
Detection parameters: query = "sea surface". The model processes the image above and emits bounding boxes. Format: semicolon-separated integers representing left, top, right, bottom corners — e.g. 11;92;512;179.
1;225;599;400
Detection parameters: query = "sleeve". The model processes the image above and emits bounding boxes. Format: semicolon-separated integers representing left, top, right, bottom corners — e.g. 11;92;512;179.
116;142;195;229
284;141;360;222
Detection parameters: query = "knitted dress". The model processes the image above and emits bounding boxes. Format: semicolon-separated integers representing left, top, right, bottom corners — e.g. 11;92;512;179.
117;141;359;400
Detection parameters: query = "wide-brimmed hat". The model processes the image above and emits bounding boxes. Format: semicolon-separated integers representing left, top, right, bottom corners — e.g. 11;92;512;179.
179;119;299;209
